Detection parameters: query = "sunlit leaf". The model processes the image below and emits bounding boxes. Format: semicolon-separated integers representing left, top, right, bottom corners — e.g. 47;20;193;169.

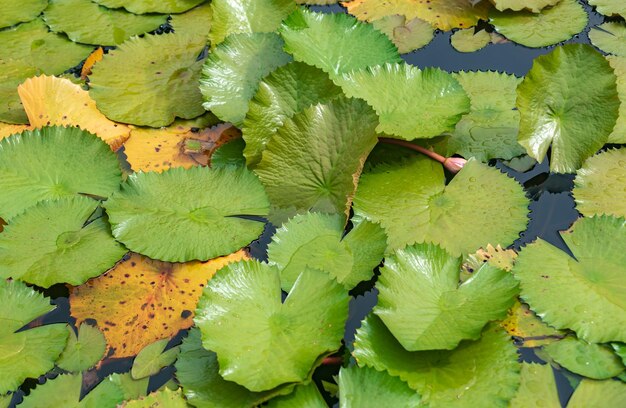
509;363;560;408
544;336;624;380
89;34;206;127
450;28;490;53
490;0;588;48
20;374;124;408
93;0;204;14
567;379;626;407
242;61;343;167
0;122;29;141
587;0;625;17
516;44;619;173
70;250;247;357
353;316;520;407
0;60;36;124
589;22;626;57
200;32;292;126
43;0;166;46
120;388;187;408
56;323;107;372
18;75;130;151
170;2;213;39
464;244;518;275
0;0;47;28
80;47;104;79
607;56;626;143
131;339;180;380
513;216;626;344
338;365;421;407
0;279;68;394
254;97;378;223
337;63;470;140
371;15;434;54
490;0;559;12
0;126;122;220
266;383;326;408
104;166;268;262
195;261;348;391
500;301;564;347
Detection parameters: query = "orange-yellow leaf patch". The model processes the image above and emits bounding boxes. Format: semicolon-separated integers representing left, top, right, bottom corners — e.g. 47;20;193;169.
500;301;565;347
0;122;30;141
81;47;104;79
69;250;249;357
17;75;130;151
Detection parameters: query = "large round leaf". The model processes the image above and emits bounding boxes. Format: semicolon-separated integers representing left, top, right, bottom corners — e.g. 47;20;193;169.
242;61;343;167
337;63;470;140
104;166;269;262
93;0;204;14
338;365;421;408
375;243;518;351
516;44;620;173
200;32;292;126
194;261;348;392
0;126;122;220
509;363;560;408
89;34;206;127
55;323;107;373
0;196;127;287
353;316;520;408
353;157;529;256
573;148;626;218
490;0;559;12
43;0;166;46
513;216;626;343
0;0;47;28
544;336;624;380
254;97;379;223
279;8;401;80
567;379;626;408
19;374;124;408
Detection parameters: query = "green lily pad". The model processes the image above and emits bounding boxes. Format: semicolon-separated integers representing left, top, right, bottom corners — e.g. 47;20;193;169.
209;0;296;46
338;63;470;140
104;166;269;262
567;379;626;408
131;339;180;380
0;196;127;287
195;261;348;391
200;32;292;126
510;363;560;408
93;0;204;14
588;0;625;17
448;71;524;162
169;2;212;39
589;22;626;57
613;343;626;365
0;0;47;29
607;56;626;143
267;213;386;291
279;8;402;80
516;44;619;173
371;15;434;54
353;157;529;256
242;61;343;167
20;374;124;407
175;328;292;408
375;243;518;351
544;336;624;380
513;216;626;344
490;0;588;48
353;316;520;408
210;138;246;168
56;323;107;372
450;28;491;53
0;279;68;394
491;0;560;12
109;374;149;401
121;388;187;408
266;383;326;408
43;0;167;46
89;33;206;127
338;365;421;408
0;126;122;220
0;59;37;124
574;148;626;218
254;97;379;223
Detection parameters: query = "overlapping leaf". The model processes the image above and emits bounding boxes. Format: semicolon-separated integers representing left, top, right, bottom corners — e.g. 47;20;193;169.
544;336;624;380
56;323;107;372
0;0;47;28
587;0;625;17
266;383;326;407
490;0;560;12
131;339;180;380
567;379;626;407
19;374;124;407
509;363;560;408
589;22;626;57
607;56;626;143
93;0;204;14
338;365;421;407
0;60;36;124
500;301;564;347
450;28;490;53
120;388;188;407
371;15;434;54
169;2;213;39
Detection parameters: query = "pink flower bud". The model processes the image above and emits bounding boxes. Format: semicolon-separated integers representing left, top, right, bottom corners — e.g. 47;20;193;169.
443;157;467;173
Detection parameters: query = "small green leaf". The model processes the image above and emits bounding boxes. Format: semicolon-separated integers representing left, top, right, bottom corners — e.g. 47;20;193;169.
589;22;626;56
93;0;204;14
0;59;37;124
567;379;626;408
56;323;107;372
109;373;149;401
20;374;124;408
544;336;624;380
266;383;326;408
131;339;180;380
120;388;187;408
450;28;491;53
509;363;560;408
338;365;421;408
371;15;434;54
211;138;246;168
169;2;213;39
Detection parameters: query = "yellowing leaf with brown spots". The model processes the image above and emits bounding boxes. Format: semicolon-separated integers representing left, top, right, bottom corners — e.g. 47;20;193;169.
69;250;249;357
0;122;30;141
17;75;130;151
81;47;104;79
123;122;240;173
500;301;565;347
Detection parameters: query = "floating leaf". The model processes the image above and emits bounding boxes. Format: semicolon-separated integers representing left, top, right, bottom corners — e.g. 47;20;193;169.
80;47;104;79
574;149;626;218
607;56;626;143
338;63;470;140
0;126;122;220
109;374;149;401
516;44;619;173
509;363;560;408
104;166;268;262
513;216;626;344
337;365;421;407
242;61;343;167
0;60;36;124
43;0;166;46
464;244;518;275
89;34;206;127
266;383;326;408
544;336;624;380
0;0;47;28
589;22;626;57
20;374;124;408
18;75;131;151
70;250;247;357
353;157;529;256
0;122;29;141
490;0;559;12
200;32;292;126
170;2;213;39
209;0;296;46
371;15;434;54
254;97;378;222
131;339;180;380
490;0;588;48
0;279;68;394
121;388;187;408
279;8;401;80
195;261;348;391
56;323;107;372
587;0;625;17
500;301;564;347
210;137;246;168
93;0;204;14
450;28;491;53
268;213;386;291
567;379;626;407
353;316;520;407
341;0;422;21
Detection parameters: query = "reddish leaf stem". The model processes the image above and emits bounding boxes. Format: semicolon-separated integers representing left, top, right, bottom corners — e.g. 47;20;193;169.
321;356;343;365
378;137;446;163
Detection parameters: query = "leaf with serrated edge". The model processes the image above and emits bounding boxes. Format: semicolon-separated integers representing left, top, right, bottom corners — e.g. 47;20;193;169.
131;339;180;380
93;0;204;14
567;379;626;408
607;56;626;143
338;365;421;408
451;28;491;53
574;149;626;218
544;336;624;380
56;323;107;372
169;2;213;39
491;0;560;12
266;383;326;407
120;388;187;408
509;363;560;408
